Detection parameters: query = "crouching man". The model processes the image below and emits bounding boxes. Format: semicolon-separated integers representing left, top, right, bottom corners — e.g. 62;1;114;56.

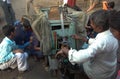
0;24;28;72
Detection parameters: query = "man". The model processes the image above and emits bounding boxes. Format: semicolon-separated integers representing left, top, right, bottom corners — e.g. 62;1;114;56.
1;0;16;25
0;24;28;72
109;11;120;40
109;11;120;79
56;10;118;79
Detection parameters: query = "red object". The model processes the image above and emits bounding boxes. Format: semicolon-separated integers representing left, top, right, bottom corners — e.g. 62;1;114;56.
67;0;76;7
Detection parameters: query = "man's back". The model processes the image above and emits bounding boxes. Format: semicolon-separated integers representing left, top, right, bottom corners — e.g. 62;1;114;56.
83;30;118;79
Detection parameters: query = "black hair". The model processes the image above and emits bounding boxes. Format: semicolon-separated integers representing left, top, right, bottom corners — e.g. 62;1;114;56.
22;17;31;28
2;24;15;36
89;9;109;31
108;1;115;9
109;11;120;32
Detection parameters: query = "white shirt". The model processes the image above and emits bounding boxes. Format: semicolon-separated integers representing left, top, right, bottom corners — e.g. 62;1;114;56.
68;30;118;79
2;0;11;4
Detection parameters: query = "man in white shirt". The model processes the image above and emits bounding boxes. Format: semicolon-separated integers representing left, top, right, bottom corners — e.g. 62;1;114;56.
56;10;118;79
1;0;16;25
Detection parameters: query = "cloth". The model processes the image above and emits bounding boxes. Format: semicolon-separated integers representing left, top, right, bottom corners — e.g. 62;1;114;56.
0;57;17;70
15;52;28;71
67;0;76;7
68;30;118;79
32;12;52;55
68;8;87;49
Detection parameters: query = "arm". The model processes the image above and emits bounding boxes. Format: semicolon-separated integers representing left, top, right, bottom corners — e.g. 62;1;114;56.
87;2;96;12
17;42;30;49
71;34;95;44
56;38;105;65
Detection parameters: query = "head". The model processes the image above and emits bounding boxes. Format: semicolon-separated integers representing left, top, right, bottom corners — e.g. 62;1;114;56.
89;10;109;33
21;17;31;30
60;41;70;49
109;11;120;40
108;1;115;9
2;24;15;39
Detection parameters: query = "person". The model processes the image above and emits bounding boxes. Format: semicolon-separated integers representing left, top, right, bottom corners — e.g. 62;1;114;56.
56;10;119;79
0;24;28;72
109;11;120;40
109;11;120;79
108;1;115;10
14;16;32;50
1;0;16;25
25;33;43;61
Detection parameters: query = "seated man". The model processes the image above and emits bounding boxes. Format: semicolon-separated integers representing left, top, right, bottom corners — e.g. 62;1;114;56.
0;24;28;72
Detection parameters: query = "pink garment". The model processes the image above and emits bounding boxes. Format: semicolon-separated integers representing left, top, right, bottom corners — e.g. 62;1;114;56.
116;70;120;79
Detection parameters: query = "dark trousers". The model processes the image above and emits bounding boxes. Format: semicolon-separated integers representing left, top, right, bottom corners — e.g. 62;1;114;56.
1;1;16;25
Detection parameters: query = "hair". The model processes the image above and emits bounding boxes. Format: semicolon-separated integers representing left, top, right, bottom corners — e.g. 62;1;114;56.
109;11;120;32
2;24;15;36
108;1;115;9
21;17;31;28
89;10;109;31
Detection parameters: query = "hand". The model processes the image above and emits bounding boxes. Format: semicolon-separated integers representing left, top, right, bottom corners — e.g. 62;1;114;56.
55;50;64;58
29;36;33;43
13;49;24;53
71;34;81;40
71;34;87;42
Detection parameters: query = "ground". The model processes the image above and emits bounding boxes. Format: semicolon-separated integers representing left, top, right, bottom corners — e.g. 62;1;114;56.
0;0;120;79
0;57;58;79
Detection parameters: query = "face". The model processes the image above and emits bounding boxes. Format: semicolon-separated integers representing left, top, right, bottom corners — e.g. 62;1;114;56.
90;20;102;33
11;28;16;38
110;28;120;40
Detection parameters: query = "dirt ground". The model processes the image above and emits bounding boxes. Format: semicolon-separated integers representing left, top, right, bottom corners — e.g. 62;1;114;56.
0;57;58;79
0;0;120;79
